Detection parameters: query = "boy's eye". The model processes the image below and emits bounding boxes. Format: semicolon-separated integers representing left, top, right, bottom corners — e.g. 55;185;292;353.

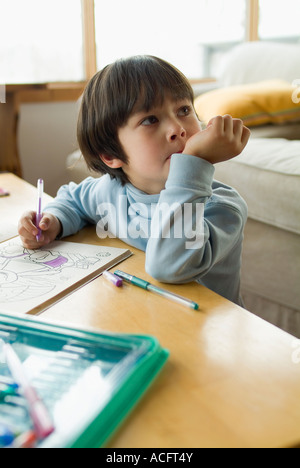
178;105;191;116
141;115;158;126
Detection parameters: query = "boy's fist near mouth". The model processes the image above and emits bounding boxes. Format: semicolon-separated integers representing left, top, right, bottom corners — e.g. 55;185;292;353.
184;114;251;165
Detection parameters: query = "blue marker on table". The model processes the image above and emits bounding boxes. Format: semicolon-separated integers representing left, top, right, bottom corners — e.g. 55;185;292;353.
36;179;44;242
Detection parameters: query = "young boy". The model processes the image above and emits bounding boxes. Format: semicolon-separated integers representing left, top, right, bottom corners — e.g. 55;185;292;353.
18;55;250;305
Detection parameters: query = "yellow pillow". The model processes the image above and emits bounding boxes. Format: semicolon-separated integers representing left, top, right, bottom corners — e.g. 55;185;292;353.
194;80;300;127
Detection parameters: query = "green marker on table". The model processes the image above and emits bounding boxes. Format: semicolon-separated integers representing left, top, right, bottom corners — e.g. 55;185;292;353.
114;270;199;310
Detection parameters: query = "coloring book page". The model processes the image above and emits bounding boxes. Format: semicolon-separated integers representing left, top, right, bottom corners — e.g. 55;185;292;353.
0;239;131;314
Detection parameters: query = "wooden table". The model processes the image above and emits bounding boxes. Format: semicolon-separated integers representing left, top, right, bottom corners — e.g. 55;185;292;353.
1;173;300;448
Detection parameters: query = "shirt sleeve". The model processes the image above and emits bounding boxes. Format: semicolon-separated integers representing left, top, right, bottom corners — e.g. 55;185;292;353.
43;177;101;238
145;154;248;284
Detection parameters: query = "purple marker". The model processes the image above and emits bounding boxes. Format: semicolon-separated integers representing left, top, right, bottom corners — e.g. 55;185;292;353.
36;179;44;242
103;270;123;287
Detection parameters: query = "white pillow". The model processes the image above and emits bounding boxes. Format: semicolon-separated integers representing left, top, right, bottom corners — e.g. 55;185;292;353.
216;41;300;87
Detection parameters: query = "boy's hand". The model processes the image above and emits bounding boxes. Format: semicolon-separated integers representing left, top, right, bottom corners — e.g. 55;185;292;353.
18;211;61;249
184;115;250;164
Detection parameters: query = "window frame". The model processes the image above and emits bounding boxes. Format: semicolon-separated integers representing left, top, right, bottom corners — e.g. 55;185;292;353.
86;0;260;83
82;0;97;80
0;0;291;177
2;0;275;93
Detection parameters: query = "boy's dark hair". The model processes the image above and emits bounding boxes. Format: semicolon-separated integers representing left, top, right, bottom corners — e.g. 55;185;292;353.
77;55;195;185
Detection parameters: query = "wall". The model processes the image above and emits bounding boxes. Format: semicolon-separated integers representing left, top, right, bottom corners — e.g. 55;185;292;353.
18;100;80;197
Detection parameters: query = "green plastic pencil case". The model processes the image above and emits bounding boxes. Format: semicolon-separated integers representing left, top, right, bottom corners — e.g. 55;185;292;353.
0;311;169;448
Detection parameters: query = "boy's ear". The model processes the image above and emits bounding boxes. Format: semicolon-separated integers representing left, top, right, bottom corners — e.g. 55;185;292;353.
99;154;124;169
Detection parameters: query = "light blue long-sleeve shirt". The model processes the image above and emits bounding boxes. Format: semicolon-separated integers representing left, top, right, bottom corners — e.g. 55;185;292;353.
44;154;247;305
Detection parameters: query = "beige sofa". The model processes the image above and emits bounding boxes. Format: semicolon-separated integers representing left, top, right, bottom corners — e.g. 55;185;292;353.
195;41;300;338
214;136;300;338
66;41;300;337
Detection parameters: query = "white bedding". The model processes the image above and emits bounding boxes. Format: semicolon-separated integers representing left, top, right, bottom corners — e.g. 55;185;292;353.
214;136;300;234
235;137;300;175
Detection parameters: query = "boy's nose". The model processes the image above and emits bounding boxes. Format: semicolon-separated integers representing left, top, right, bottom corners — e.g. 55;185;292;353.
168;124;186;142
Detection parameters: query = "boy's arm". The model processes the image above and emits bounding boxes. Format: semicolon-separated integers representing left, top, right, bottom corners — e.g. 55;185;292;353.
43;177;101;238
145;154;247;284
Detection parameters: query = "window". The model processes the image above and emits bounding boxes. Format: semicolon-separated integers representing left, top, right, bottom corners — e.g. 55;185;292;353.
0;0;84;84
258;0;300;40
0;0;299;85
94;0;246;79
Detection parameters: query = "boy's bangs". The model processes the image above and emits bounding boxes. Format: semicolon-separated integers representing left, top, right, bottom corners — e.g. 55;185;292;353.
135;77;192;113
132;58;194;113
112;56;194;120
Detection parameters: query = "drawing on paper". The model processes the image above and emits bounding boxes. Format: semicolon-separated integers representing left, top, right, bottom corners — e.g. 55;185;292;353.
0;239;130;313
